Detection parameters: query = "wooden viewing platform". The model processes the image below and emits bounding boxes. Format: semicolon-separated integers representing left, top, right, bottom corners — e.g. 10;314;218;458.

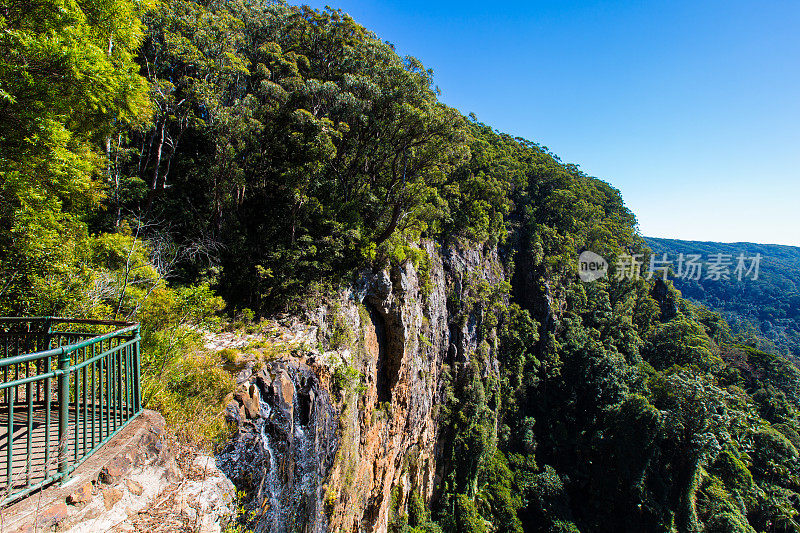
0;318;142;505
0;404;130;499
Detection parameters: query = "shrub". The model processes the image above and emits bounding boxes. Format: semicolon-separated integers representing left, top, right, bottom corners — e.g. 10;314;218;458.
144;346;236;448
332;363;363;396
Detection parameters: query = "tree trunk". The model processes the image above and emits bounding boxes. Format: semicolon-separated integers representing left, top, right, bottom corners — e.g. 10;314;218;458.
145;120;166;209
375;202;403;244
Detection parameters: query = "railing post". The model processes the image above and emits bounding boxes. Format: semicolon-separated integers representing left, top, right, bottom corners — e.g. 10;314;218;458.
134;327;141;412
7;385;14;491
58;348;71;477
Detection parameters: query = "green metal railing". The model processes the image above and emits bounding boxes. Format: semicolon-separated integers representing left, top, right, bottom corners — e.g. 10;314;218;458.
0;318;142;505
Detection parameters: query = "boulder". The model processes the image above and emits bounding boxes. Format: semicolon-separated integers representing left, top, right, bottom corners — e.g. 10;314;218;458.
102;487;123;510
236;361;255;385
272;370;295;424
125;479;143;496
255;368;273;395
41;501;69;525
99;455;131;485
242;383;261;419
162;456;183;482
66;482;93;505
224;400;241;424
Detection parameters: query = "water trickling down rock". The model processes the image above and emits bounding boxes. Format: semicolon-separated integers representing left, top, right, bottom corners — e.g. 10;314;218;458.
217;360;338;533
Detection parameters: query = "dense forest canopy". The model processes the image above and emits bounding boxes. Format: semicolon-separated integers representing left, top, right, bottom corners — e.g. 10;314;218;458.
647;237;800;360
3;1;800;532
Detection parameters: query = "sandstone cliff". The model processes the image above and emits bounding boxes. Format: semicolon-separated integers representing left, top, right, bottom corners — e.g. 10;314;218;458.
218;239;510;532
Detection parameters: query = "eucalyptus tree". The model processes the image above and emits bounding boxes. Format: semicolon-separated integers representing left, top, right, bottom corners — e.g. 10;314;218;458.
0;0;151;313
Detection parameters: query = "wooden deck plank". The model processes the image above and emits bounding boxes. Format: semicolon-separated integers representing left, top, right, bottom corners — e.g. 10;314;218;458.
0;403;132;495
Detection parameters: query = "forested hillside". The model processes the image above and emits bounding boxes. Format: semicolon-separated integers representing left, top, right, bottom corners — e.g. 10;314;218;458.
646;237;800;359
3;1;800;532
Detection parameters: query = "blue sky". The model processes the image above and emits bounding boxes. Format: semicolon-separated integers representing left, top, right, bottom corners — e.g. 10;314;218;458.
301;0;800;246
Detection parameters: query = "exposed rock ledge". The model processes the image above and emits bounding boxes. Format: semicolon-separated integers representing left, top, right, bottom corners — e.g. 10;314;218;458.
2;410;235;533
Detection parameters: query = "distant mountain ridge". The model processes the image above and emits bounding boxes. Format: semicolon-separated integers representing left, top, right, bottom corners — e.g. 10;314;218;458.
645;237;800;358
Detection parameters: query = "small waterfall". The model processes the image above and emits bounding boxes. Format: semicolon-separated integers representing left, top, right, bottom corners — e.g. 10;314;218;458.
257;424;283;531
217;360;339;533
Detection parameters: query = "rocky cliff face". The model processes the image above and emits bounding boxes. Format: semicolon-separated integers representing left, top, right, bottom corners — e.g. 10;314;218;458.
218;239;508;532
217;360;338;533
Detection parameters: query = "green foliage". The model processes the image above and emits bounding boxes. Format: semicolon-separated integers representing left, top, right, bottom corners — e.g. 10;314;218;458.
0;0;151;315
219;348;243;367
440;119;516;244
145;343;235;447
408;489;428;527
332;362;363;397
476;450;524;533
137;281;230;448
448;494;487;533
526;465;579;533
642;315;717;370
498;304;539;399
438;358;497;497
647;237;800;358
328;302;354;349
704;511;755;533
412;246;434;301
111;2;472;312
389;487;443;533
751;427;799;483
712;450;755;493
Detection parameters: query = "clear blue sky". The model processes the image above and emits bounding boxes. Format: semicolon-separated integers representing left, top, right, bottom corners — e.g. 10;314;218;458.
301;0;800;246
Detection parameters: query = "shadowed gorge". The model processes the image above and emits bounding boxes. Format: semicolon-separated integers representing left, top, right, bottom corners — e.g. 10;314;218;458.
366;305;393;404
